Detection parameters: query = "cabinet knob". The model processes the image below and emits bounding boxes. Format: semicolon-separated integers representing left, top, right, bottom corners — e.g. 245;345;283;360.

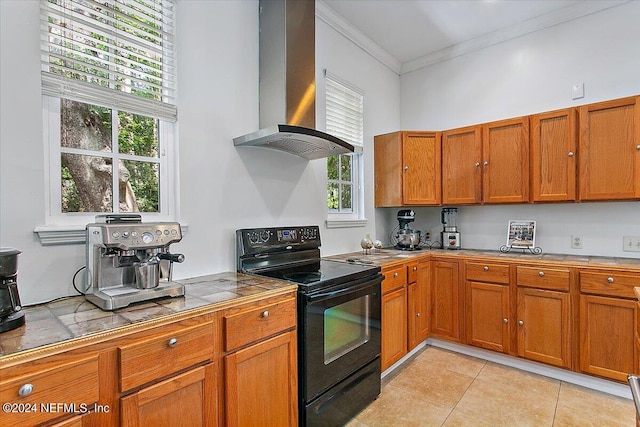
483;161;489;166
518;320;524;326
483;266;489;271
262;310;269;318
168;337;178;347
394;272;398;278
18;384;33;397
607;277;614;283
503;318;508;324
475;162;480;167
404;165;409;170
568;151;575;157
636;145;640;150
417;313;421;317
413;266;417;271
538;271;545;277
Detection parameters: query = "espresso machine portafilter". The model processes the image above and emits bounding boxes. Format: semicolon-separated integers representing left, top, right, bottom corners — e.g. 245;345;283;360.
85;215;185;310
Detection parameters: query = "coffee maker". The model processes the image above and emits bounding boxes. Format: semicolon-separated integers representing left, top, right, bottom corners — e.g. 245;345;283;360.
85;215;185;310
441;207;461;250
394;210;422;250
0;248;25;332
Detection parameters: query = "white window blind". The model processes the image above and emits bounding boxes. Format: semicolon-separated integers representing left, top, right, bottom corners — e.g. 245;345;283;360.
325;71;364;147
40;0;176;121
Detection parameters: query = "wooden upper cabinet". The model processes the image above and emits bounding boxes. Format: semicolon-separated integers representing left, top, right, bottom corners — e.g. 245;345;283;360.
442;125;483;204
530;108;577;202
374;131;441;206
578;95;640;201
482;117;530;204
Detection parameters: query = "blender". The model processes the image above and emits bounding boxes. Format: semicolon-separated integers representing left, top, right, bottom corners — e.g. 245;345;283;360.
441;208;461;249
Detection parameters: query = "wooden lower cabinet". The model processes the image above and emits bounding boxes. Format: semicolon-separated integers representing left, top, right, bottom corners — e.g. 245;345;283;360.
224;331;297;426
408;260;430;350
516;287;570;368
579;294;639;381
431;260;460;341
381;286;408;371
466;281;509;353
121;363;216;427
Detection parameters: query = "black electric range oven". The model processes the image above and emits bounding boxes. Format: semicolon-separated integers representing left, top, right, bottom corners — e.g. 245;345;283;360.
237;226;382;426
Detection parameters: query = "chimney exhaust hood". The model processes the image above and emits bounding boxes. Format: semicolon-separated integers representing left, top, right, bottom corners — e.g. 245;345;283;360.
233;0;361;160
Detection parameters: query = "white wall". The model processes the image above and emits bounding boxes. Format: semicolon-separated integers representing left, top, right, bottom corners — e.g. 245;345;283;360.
393;1;640;257
0;0;400;305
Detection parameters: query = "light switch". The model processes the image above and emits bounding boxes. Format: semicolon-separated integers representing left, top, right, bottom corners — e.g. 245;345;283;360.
572;83;584;100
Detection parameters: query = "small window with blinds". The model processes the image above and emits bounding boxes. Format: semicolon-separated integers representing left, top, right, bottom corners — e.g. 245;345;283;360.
39;0;177;230
325;72;364;220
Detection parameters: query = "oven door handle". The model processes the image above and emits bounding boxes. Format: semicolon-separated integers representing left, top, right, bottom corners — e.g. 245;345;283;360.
306;277;381;303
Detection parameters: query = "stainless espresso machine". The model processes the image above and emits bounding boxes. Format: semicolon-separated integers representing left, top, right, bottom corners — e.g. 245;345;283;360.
441;207;461;250
85;215;185;310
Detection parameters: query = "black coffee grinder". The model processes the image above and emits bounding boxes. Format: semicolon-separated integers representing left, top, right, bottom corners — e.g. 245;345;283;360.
0;248;26;332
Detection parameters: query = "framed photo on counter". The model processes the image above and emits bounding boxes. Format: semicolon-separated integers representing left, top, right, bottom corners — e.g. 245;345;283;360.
506;220;536;249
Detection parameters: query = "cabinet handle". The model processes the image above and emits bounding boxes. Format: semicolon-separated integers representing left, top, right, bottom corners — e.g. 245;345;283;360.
483;161;489;166
483;266;489;271
503;318;508;324
568;151;575;157
262;310;269;318
18;384;33;397
607;277;614;283
413;266;417;271
518;320;524;326
168;337;178;347
636;144;640;150
394;272;398;278
538;271;545;277
417;313;421;317
475;162;480;167
404;165;409;171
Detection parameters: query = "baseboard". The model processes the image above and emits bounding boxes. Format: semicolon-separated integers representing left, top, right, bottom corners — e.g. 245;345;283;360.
382;338;632;400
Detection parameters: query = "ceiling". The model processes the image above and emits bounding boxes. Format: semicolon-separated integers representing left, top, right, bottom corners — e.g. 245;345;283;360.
318;0;627;74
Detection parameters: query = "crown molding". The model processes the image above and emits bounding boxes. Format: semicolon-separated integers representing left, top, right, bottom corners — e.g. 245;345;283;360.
316;0;402;75
317;0;629;76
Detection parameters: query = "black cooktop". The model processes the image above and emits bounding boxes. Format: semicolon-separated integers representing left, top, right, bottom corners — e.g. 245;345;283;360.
255;259;380;293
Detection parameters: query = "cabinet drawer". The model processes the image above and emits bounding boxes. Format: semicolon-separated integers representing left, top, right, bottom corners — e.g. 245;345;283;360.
407;262;419;284
224;297;296;352
517;266;570;291
466;262;510;284
119;321;214;392
0;354;99;427
580;270;640;298
382;265;407;293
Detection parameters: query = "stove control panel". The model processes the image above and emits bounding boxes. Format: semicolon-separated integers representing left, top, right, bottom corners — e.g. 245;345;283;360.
236;226;321;255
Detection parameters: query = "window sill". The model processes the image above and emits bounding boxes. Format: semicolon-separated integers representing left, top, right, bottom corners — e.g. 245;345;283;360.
325;218;367;229
34;223;189;246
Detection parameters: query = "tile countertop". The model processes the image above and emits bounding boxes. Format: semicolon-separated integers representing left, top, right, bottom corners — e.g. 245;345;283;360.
324;248;640;270
0;272;297;358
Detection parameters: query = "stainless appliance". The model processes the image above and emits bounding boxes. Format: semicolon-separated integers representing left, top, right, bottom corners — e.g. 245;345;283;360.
441;207;461;249
233;0;361;160
629;375;640;421
0;248;25;332
237;226;382;426
393;210;422;250
85;215;185;310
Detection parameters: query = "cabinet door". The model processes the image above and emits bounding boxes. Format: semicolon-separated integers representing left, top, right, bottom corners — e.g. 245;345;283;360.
225;331;297;427
578;96;640;201
374;132;403;207
466;281;509;353
408;261;430;350
517;288;570;368
482;117;530;203
530;108;577;202
442;125;483;204
121;364;216;427
579;294;639;381
381;286;408;371
431;261;460;341
402;131;442;205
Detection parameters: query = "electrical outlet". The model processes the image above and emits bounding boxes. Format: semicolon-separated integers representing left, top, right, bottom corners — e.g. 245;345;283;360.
623;236;640;252
571;236;583;249
424;231;430;241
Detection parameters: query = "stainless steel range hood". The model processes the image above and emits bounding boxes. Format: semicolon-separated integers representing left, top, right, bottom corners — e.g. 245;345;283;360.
233;0;361;160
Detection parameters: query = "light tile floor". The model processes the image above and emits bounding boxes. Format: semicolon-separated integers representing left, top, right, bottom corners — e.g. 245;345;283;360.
347;346;636;427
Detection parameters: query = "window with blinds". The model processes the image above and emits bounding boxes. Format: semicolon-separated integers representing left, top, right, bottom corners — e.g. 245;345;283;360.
38;0;178;234
325;72;364;217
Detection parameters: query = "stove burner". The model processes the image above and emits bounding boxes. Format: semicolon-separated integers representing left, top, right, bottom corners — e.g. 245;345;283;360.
283;271;323;284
